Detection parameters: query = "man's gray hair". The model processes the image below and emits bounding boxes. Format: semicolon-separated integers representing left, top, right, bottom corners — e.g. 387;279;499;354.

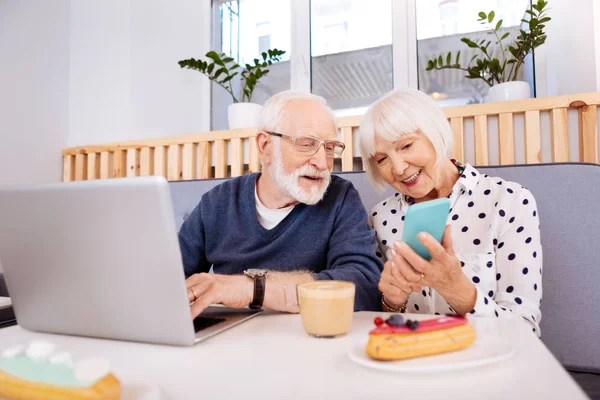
358;87;454;191
257;90;337;135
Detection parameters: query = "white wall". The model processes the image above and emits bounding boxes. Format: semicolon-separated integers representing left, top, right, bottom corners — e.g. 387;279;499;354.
0;0;212;186
0;0;71;186
595;0;600;91
536;0;598;96
68;1;131;147
68;0;211;147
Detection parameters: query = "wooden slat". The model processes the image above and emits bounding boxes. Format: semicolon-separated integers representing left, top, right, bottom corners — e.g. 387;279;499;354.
230;138;244;177
498;113;515;165
168;144;182;181
341;126;354;171
473;115;489;166
524;110;541;164
550;108;569;162
215;139;227;178
336;116;363;129
63;155;74;182
86;153;99;180
126;148;140;177
62;128;257;156
182;143;197;180
100;152;111;179
443;92;600;118
450;117;464;161
112;150;126;178
140;147;154;176
579;105;599;163
75;154;87;181
154;146;168;178
249;137;260;173
199;142;213;179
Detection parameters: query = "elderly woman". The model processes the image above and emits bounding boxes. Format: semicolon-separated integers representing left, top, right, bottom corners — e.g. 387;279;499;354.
358;88;542;335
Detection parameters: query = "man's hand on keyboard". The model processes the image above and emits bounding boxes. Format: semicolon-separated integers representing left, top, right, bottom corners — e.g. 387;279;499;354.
185;273;253;318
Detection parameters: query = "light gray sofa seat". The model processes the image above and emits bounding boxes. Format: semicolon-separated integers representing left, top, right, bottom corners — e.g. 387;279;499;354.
169;164;600;375
474;163;600;374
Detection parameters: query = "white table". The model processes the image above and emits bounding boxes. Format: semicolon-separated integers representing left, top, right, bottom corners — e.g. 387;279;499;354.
0;312;589;400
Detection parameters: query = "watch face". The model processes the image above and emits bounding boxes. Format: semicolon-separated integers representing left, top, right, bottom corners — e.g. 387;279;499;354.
245;268;267;277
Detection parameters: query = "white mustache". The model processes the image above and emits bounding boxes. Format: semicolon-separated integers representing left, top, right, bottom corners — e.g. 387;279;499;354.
293;164;330;179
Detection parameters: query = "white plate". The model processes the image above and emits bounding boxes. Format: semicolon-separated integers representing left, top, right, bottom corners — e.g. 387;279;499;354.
348;336;515;373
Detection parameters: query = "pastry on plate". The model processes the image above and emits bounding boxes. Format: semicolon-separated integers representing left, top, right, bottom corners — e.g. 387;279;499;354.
0;340;120;400
366;315;476;361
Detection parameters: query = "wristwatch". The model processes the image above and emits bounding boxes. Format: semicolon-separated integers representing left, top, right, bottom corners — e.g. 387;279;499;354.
244;269;268;310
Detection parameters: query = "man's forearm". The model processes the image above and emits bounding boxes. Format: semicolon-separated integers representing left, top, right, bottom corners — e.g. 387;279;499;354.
263;271;315;313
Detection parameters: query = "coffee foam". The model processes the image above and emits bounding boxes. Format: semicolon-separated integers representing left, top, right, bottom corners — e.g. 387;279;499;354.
297;281;355;299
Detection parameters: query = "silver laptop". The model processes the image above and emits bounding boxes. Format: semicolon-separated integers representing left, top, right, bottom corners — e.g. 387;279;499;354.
0;176;261;346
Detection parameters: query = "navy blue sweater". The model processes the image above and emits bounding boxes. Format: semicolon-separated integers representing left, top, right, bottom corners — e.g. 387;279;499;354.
178;173;383;311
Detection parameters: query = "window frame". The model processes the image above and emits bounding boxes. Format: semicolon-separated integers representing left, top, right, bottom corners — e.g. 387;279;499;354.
210;0;544;124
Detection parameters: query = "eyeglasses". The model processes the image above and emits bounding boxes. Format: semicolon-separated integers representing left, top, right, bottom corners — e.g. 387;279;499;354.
265;131;346;159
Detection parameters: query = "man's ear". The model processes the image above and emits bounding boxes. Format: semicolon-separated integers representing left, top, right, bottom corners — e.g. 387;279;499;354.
256;131;272;166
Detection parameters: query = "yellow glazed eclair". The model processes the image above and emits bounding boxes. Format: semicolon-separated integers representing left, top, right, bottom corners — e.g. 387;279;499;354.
366;315;476;361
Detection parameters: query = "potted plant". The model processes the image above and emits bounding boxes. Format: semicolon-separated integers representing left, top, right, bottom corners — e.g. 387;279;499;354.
425;0;550;102
179;48;286;129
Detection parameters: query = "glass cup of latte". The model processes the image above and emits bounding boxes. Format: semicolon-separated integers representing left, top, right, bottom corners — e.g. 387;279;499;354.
296;281;355;338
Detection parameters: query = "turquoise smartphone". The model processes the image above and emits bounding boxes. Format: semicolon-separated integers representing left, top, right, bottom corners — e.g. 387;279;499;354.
401;198;451;261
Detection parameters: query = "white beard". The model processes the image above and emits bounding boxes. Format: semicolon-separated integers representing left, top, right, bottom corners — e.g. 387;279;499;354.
270;144;331;205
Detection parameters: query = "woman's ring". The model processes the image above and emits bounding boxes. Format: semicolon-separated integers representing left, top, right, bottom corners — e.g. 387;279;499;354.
189;287;198;301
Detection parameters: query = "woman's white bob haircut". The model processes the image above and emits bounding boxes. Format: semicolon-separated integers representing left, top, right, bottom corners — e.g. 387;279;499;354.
257;90;336;134
358;87;454;192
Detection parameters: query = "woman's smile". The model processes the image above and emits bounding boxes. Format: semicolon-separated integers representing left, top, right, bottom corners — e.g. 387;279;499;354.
400;170;421;187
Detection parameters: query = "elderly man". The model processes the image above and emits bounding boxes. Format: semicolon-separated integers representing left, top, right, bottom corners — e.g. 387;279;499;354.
179;91;383;317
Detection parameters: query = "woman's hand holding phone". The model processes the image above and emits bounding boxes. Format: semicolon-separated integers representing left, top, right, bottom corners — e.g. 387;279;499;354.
391;225;477;315
380;198;477;314
378;260;421;307
380;198;455;309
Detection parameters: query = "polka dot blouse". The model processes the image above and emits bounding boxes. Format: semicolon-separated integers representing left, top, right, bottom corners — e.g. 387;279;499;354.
369;164;543;336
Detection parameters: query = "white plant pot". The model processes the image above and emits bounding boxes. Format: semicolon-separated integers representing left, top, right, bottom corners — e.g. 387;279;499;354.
227;102;263;129
487;81;531;103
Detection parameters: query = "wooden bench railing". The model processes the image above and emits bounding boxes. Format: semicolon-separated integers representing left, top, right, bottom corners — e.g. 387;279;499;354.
442;93;599;166
62;93;600;182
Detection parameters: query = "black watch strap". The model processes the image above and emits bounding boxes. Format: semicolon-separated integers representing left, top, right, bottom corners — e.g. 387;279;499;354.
249;274;266;310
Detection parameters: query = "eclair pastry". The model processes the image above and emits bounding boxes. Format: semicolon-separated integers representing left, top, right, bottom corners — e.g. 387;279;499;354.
366;315;476;361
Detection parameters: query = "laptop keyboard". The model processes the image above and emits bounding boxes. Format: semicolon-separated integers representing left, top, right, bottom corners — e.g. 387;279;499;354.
193;316;226;333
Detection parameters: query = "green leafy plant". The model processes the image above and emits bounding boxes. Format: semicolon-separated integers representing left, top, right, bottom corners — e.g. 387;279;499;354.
178;48;286;103
425;0;550;87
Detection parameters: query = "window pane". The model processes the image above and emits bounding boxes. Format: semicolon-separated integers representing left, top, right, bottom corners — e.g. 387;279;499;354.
310;0;393;116
416;0;534;106
211;0;291;130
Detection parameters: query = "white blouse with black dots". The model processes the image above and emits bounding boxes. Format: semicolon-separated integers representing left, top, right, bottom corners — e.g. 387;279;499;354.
369;164;543;336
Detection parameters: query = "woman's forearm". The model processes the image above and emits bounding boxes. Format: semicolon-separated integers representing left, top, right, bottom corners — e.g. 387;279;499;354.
437;276;477;315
